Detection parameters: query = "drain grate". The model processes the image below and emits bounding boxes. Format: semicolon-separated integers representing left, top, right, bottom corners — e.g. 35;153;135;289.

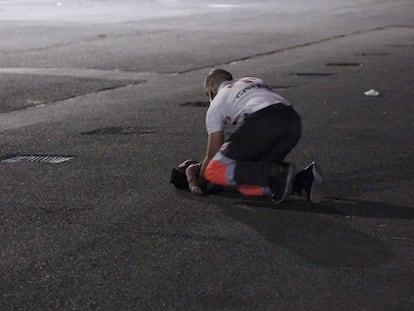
269;85;294;90
82;127;157;135
355;52;391;57
385;44;414;48
291;72;334;77
180;101;209;107
326;62;362;67
1;155;74;164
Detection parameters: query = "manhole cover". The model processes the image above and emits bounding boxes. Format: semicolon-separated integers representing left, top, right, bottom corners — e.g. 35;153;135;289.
291;72;334;77
82;127;157;135
326;62;362;67
180;101;209;107
1;155;75;164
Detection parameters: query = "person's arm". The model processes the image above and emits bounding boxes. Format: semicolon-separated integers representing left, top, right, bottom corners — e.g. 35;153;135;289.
199;131;224;183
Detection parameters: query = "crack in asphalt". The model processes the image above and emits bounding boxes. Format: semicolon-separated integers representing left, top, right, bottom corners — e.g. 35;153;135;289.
0;67;159;81
1;24;412;114
175;24;414;75
0;30;168;55
1;80;144;114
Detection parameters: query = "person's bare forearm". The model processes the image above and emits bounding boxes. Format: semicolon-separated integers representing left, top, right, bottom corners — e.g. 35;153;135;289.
186;163;203;195
199;156;211;184
199;131;224;188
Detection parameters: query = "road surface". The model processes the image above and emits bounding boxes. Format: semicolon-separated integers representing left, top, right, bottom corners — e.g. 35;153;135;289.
1;1;413;310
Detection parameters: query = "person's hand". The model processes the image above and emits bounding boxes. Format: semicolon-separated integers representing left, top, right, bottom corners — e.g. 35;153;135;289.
178;159;198;171
185;163;203;195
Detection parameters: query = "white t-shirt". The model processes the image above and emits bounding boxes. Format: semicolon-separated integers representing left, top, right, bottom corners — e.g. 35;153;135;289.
206;77;290;134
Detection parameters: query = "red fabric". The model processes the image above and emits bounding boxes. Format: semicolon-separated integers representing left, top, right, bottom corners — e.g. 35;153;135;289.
237;185;264;196
206;160;265;197
205;160;228;185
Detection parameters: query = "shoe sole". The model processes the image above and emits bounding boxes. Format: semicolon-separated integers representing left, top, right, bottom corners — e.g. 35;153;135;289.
308;162;323;204
272;164;295;204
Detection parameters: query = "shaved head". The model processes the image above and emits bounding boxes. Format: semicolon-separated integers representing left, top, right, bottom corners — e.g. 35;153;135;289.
204;68;233;100
204;68;233;87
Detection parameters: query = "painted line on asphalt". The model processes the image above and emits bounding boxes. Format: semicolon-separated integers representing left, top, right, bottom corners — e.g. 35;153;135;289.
207;4;239;9
0;30;167;55
0;67;163;81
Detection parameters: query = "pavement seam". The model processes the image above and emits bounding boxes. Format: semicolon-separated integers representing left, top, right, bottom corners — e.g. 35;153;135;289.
1;24;413;115
0;29;168;55
174;24;414;75
0;67;161;81
0;80;145;114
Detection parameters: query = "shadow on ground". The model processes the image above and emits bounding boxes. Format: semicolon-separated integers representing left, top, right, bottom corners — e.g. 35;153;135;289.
214;195;414;268
232;196;414;219
175;189;413;268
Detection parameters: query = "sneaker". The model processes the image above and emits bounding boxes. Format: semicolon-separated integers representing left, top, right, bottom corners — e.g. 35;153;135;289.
295;162;323;204
268;163;295;204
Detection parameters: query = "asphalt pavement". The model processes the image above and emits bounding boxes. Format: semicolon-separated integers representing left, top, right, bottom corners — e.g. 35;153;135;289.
1;1;414;310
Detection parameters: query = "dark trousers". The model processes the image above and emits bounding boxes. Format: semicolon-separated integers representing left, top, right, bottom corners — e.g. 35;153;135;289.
222;104;302;187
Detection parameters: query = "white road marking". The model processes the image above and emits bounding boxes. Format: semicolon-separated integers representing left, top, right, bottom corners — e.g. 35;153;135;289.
0;67;161;81
207;4;239;9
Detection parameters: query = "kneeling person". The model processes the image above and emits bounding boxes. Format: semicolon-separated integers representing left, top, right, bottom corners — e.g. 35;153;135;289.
196;68;322;204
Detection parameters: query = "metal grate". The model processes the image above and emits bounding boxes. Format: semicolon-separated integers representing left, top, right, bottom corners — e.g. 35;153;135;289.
180;101;209;107
291;72;334;77
385;44;414;48
355;52;391;57
326;62;362;67
269;85;293;90
1;155;75;164
82;127;157;135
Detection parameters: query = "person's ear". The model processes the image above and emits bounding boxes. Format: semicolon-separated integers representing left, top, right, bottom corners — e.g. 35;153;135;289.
212;83;218;95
